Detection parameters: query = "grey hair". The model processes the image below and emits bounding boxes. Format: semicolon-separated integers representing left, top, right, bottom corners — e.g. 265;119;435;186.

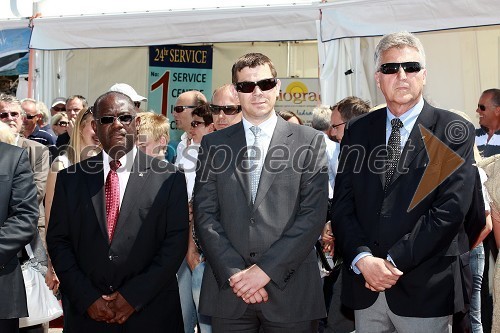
311;105;332;131
374;31;426;70
1;93;23;113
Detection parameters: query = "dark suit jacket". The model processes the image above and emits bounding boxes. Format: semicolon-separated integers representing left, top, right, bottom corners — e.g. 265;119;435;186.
194;116;329;323
47;150;189;332
0;142;38;319
332;102;476;317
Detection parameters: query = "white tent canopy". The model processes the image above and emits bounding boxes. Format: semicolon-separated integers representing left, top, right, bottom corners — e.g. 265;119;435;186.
318;0;500;120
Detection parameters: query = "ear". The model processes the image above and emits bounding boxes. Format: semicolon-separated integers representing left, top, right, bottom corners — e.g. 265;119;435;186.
375;72;381;89
421;68;427;86
207;123;215;133
91;119;97;132
160;135;168;146
230;84;238;97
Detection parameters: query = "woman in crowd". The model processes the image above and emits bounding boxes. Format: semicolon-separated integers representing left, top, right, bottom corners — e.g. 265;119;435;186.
278;109;304;125
44;106;101;292
50;112;69;137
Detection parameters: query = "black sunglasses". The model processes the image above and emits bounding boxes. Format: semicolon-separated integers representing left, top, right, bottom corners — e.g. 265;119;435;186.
0;111;20;119
235;78;278;93
331;121;346;129
191;120;206;128
25;114;38;120
52;106;66;112
134;101;141;108
379;62;422;75
57;121;68;127
172;105;197;114
209;104;241;115
478;104;487;111
95;114;135;125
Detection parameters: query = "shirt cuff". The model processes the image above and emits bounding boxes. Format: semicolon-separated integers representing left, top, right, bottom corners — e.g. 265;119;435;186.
351;252;372;274
386;254;397;267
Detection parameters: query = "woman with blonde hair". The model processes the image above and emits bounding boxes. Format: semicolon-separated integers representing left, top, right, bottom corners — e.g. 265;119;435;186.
44;107;101;292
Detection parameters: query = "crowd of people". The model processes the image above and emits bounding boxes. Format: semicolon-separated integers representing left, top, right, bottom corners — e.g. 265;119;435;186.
0;30;500;333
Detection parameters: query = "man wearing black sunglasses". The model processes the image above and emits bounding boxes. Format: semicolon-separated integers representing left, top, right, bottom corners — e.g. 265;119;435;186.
475;88;500;158
211;84;242;130
47;91;188;332
332;31;476;332
194;53;328;332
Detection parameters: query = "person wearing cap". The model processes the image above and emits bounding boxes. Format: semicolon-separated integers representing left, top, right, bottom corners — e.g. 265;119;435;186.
50;97;66;116
109;83;147;110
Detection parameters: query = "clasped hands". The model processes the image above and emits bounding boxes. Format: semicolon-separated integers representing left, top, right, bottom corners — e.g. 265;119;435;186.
356;256;403;292
229;264;270;304
87;291;135;324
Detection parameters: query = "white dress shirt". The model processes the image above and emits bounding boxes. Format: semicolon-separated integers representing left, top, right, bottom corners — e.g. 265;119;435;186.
102;147;137;209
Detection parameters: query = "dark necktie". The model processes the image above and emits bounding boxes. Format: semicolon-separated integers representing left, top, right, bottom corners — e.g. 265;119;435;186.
105;160;121;242
249;126;263;203
385;118;404;190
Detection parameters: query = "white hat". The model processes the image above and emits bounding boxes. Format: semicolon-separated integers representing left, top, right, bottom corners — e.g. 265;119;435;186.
51;97;66;108
108;83;147;102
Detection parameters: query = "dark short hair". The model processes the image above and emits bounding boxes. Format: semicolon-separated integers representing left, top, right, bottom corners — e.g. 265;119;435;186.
66;95;88;108
336;96;371;122
482;88;500;106
192;103;213;125
278;110;303;125
231;53;277;84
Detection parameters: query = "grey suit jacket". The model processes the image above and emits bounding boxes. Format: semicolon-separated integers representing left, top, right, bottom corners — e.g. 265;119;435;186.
194;116;329;323
18;137;49;266
0;142;38;319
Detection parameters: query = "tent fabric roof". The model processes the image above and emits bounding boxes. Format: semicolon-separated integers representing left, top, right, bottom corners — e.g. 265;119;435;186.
29;4;320;50
319;0;500;42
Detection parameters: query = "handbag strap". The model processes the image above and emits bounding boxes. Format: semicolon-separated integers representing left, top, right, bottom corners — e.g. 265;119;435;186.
25;243;35;259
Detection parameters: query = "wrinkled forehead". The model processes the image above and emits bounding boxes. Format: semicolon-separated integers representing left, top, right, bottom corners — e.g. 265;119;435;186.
0;101;21;113
95;95;134;116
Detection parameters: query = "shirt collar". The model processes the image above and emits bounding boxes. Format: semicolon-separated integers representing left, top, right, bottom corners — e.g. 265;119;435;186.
386;98;424;132
103;146;137;172
242;112;278;139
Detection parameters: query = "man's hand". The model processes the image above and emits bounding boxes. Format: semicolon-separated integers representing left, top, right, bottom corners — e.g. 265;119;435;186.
356;256;403;292
229;265;271;303
186;249;201;271
102;292;135;324
322;221;335;256
87;298;115;322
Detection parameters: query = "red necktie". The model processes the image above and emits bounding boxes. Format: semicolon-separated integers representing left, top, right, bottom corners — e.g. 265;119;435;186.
105;160;121;242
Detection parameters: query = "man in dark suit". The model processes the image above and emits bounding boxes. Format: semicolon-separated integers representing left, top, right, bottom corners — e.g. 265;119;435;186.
332;31;476;332
194;52;329;332
47;91;189;332
0;140;38;333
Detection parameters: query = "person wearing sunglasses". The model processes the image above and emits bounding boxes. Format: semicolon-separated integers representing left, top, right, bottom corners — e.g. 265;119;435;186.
210;84;242;131
331;31;476;333
51;112;70;136
20;98;56;148
47;91;188;332
56;95;88;148
475;88;500;158
194;52;329;332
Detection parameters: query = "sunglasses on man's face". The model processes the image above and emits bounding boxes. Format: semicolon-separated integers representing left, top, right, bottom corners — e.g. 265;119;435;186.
209;104;241;115
56;121;69;127
172;105;197;114
330;121;346;129
378;62;422;75
53;106;65;112
25;114;38;120
235;78;278;93
191;120;206;128
0;111;20;119
134;102;141;108
478;104;489;111
95;114;135;125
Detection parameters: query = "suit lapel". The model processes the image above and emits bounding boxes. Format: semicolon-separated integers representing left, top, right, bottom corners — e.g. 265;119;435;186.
82;154;107;239
230;123;253;206
388;102;435;187
253;117;292;212
112;150;152;243
368;109;389;190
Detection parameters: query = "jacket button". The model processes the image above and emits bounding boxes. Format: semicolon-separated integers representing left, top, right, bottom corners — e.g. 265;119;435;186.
250;252;255;257
250;218;255;224
109;255;113;261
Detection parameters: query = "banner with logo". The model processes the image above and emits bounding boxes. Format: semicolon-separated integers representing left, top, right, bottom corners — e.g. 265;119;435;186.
275;78;321;126
148;44;213;145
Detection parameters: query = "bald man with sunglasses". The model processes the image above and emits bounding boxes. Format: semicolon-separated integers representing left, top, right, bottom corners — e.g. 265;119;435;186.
210;84;243;131
194;52;328;332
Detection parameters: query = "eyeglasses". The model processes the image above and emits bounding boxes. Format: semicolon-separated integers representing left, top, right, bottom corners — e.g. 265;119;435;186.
25;114;38;120
191;120;206;128
378;62;422;75
330;121;346;129
0;111;20;119
209;104;241;115
134;102;141;108
52;106;65;112
56;121;68;127
172;105;197;114
478;104;487;111
235;78;278;93
95;114;135;125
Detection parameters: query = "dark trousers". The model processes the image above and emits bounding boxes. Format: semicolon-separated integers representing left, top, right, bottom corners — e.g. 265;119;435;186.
0;318;20;333
211;304;319;333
